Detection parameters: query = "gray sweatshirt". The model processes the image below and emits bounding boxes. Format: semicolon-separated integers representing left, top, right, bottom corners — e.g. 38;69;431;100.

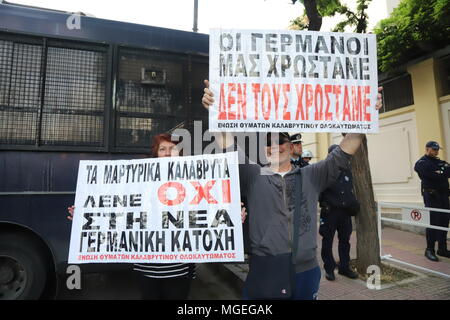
238;146;352;273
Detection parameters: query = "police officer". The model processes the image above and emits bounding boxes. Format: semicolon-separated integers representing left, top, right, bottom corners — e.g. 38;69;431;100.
319;144;360;280
301;150;313;165
414;141;450;261
290;133;308;168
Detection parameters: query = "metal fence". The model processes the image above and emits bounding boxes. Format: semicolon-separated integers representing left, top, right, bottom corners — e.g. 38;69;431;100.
377;201;450;279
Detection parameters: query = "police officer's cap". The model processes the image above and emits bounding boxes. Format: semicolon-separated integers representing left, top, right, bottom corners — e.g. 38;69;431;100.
425;141;443;150
290;133;302;143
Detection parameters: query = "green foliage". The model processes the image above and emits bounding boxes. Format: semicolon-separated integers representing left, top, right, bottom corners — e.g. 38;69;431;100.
289;13;309;30
290;0;371;33
374;0;450;73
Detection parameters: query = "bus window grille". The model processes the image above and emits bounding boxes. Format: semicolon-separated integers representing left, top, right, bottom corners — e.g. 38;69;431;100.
0;40;42;145
40;46;107;146
115;48;187;148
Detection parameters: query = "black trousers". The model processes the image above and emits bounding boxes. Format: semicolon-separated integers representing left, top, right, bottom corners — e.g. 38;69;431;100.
319;208;353;273
136;273;192;300
422;191;450;250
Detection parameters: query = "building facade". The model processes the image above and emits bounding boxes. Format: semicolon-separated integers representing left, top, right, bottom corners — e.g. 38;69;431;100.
303;48;450;208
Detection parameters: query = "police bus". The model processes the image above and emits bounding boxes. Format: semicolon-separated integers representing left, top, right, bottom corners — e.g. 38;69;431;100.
0;1;208;299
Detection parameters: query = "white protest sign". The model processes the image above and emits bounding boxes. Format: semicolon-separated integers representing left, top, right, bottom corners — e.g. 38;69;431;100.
68;152;244;264
209;29;378;133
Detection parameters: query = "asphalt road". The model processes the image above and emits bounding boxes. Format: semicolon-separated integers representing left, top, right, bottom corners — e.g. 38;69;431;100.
56;263;241;300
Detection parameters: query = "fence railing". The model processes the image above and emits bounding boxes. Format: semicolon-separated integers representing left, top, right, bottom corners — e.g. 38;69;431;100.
377;201;450;279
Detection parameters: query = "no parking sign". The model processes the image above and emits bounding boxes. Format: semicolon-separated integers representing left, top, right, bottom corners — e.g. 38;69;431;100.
401;208;430;225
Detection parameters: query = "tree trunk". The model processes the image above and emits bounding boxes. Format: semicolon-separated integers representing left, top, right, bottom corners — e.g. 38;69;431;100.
303;0;322;31
350;136;381;274
303;0;381;275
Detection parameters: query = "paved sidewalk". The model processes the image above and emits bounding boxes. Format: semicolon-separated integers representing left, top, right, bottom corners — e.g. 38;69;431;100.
318;227;450;300
222;226;450;300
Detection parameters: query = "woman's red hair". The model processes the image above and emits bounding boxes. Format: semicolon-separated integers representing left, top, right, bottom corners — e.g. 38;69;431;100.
150;133;179;157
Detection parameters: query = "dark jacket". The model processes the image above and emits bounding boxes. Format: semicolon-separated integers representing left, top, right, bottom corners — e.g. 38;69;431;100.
414;155;450;193
319;168;359;214
291;157;308;168
238;146;352;273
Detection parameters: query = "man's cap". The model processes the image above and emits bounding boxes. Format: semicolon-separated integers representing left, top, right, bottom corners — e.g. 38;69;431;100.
266;132;291;145
290;133;302;143
425;141;443;150
302;150;313;158
266;132;290;139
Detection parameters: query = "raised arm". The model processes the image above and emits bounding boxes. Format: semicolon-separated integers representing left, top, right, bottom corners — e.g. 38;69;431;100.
339;133;365;155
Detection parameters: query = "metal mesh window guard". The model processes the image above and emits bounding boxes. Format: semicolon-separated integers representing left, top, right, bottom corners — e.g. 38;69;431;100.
41;46;107;146
0;32;208;152
0;34;108;148
0;40;42;145
115;48;187;148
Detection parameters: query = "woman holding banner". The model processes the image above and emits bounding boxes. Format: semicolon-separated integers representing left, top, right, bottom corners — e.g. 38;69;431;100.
67;132;247;299
67;133;193;299
128;133;196;299
201;80;382;300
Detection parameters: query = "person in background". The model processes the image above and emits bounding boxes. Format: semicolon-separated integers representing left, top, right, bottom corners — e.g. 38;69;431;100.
301;150;313;165
319;144;359;281
414;141;450;262
290;133;308;168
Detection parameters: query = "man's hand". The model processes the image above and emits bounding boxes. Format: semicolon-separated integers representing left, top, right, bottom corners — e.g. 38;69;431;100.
376;86;383;110
67;205;74;221
202;80;214;110
241;202;247;224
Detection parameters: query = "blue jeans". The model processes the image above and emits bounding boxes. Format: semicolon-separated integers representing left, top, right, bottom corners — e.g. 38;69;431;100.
243;266;321;300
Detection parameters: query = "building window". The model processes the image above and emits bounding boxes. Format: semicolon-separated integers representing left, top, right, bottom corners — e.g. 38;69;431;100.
437;55;450;97
379;73;414;114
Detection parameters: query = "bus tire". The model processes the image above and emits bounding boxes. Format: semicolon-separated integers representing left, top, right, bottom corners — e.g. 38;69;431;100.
0;232;49;300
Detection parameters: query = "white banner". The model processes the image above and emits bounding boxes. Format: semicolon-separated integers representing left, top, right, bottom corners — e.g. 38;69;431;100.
209;29;378;133
68;152;244;264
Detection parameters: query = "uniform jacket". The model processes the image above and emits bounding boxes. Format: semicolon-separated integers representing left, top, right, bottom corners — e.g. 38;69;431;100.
414;155;450;192
291;157;309;168
319;169;358;211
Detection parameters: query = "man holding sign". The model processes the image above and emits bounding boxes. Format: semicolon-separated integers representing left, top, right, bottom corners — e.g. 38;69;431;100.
203;81;381;299
202;28;382;300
